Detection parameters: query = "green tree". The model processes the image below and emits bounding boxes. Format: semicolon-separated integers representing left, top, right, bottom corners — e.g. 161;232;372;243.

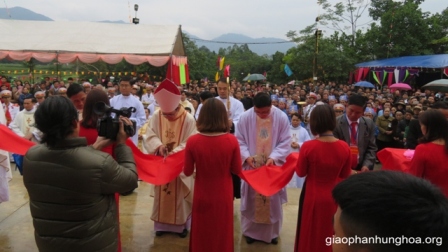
319;0;371;46
366;0;433;58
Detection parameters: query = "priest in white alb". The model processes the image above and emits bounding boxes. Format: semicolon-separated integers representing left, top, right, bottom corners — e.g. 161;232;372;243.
236;92;290;245
9;97;36;140
143;79;196;238
110;76;146;145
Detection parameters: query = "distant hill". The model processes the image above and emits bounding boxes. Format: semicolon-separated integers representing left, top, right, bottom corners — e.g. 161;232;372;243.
0;7;295;56
99;20;127;24
186;32;296;56
0;6;52;21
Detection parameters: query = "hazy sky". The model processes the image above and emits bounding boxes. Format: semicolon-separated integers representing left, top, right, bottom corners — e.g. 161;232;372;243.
4;0;447;40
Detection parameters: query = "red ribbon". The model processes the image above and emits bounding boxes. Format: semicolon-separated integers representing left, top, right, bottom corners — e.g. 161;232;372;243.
0;124;298;196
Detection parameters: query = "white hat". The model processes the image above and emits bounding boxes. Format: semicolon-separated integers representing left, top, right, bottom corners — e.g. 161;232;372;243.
0;90;12;97
58;87;67;93
82;82;91;87
34;91;45;98
154;79;181;112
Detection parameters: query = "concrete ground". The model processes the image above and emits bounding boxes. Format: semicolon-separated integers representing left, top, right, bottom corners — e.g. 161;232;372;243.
0;168;302;252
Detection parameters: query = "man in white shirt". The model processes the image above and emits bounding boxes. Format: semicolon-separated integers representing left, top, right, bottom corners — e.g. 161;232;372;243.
110;77;146;145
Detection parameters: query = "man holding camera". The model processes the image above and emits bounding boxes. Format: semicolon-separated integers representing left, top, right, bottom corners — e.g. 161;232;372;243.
23;96;138;252
143;79;197;238
110;76;146;145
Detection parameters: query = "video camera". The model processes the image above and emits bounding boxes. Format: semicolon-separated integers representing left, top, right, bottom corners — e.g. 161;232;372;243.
93;102;137;140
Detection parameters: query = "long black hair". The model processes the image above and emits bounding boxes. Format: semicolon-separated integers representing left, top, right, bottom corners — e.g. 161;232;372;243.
34;96;78;147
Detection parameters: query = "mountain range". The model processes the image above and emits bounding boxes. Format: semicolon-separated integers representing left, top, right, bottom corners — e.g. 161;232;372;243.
0;7;295;55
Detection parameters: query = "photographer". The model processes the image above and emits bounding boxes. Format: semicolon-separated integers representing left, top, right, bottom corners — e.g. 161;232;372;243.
23;96;138;252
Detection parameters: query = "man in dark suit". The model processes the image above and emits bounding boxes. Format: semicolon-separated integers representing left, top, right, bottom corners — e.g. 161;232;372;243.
334;94;377;172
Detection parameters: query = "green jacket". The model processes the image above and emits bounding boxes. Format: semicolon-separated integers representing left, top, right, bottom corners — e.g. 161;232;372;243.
376;115;394;142
23;138;138;252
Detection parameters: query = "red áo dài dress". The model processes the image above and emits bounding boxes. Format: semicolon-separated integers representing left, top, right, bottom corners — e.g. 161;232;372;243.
184;133;242;252
410;142;448;197
295;139;351;252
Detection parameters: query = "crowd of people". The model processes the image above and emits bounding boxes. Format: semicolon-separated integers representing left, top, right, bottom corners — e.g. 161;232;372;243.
1;74;448;252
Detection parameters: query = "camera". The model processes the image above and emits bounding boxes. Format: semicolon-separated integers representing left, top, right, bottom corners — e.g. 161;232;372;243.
93;102;137;140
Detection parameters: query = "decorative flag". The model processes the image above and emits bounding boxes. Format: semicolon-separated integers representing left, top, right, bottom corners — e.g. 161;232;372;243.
224;65;230;78
284;64;293;77
263;71;267;78
215;72;219;82
394;68;399;84
179;64;186;85
444;68;448;77
219;57;225;70
216;56;221;68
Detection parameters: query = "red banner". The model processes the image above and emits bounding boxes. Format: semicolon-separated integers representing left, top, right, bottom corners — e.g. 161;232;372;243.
0;124;298;196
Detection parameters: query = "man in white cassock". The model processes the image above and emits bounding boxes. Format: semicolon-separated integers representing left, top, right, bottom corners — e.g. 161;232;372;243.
143;79;196;238
9;97;36;140
215;77;245;198
0;99;11;203
236;92;290;245
110;76;146;145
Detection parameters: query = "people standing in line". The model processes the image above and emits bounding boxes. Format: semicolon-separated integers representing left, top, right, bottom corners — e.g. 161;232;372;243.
184;98;242;252
236;92;290;245
143;79;197;238
294;104;351;252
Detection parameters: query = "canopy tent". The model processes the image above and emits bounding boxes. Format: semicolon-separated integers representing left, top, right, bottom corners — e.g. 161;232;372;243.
355;54;448;68
351;54;448;87
0;19;187;67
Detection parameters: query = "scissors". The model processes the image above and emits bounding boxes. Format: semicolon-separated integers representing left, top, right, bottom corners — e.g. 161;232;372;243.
163;146;168;163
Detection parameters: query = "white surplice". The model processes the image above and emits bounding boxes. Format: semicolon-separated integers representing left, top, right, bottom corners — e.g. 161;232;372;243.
235;106;290;243
288;125;311;188
215;96;245;132
9;107;36;137
0;101;11;203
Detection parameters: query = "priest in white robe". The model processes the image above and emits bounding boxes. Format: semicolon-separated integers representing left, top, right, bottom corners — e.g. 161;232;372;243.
236;92;290;245
9;97;36;139
110;77;146;145
143;79;196;238
215;78;244;134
